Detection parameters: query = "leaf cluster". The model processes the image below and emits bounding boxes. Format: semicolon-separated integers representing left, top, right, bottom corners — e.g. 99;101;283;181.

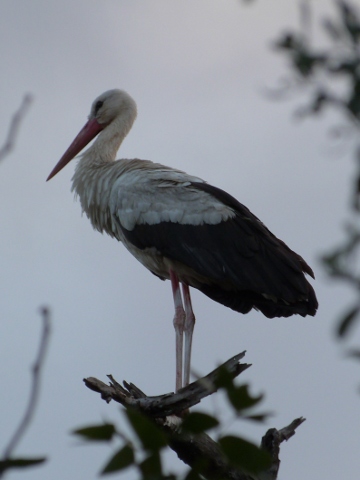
275;1;360;119
275;1;360;359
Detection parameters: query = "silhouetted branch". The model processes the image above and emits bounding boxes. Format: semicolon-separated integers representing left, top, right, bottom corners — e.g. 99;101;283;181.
169;430;252;480
84;353;304;480
0;307;51;474
84;351;250;416
0;94;33;163
260;417;306;480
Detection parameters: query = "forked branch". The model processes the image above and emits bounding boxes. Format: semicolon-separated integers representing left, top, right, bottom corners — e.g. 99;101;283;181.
84;351;249;416
84;352;305;480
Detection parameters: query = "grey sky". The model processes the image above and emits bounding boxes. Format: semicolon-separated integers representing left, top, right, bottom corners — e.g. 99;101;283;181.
1;1;359;479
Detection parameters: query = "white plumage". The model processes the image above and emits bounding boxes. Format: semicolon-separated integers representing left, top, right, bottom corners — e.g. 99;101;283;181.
73;159;234;233
47;89;318;391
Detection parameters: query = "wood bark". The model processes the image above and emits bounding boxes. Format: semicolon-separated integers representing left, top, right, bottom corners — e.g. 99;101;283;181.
84;352;304;480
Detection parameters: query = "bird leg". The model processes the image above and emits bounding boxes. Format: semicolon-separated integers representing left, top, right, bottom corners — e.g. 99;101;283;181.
181;283;196;387
170;269;185;392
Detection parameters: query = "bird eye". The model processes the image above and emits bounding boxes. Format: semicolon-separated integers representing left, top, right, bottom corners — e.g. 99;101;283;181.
94;100;104;114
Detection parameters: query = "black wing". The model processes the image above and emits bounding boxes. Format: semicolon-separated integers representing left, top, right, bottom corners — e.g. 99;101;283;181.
120;182;318;318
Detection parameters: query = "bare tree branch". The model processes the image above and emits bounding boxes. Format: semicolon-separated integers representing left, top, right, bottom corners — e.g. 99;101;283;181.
169;429;253;480
1;307;51;468
84;351;250;416
260;417;306;480
84;352;305;480
0;94;33;163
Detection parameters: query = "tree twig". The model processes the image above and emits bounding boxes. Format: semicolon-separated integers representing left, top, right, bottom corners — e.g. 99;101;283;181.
1;308;51;466
0;94;33;163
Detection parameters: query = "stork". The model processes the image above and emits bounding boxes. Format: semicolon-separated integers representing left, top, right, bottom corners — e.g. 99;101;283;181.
47;89;318;391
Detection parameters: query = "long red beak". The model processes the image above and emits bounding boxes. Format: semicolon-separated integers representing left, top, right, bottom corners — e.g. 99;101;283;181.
46;118;103;181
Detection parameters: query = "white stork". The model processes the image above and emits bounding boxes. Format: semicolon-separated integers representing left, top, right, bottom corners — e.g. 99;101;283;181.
47;89;318;391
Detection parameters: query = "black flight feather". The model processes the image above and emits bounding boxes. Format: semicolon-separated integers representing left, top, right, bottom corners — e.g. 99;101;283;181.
119;182;318;318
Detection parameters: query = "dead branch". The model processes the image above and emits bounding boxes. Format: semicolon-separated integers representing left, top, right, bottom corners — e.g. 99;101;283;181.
169;429;252;480
260;417;306;480
84;352;305;480
84;351;250;416
0;308;51;476
0;94;33;163
167;416;305;480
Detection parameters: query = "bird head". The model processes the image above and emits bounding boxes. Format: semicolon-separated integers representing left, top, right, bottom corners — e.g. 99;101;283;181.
89;89;137;127
46;89;137;181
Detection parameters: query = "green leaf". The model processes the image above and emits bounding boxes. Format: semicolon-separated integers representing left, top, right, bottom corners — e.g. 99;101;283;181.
184;468;203;480
72;423;116;441
322;18;342;40
227;384;263;412
339;1;360;43
243;412;271;422
337;305;360;338
275;33;297;50
214;368;264;416
0;457;46;473
213;365;235;390
346;348;360;360
311;91;328;113
218;435;271;474
101;445;134;475
181;412;219;434
125;409;167;452
138;451;162;478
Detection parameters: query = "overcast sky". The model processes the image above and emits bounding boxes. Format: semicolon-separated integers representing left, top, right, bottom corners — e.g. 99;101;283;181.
1;1;360;479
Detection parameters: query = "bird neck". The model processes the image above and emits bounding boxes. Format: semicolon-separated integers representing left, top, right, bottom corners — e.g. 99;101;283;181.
71;108;137;225
87;110;136;165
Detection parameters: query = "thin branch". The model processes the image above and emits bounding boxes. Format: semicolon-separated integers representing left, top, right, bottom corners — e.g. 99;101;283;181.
1;307;51;465
0;94;33;163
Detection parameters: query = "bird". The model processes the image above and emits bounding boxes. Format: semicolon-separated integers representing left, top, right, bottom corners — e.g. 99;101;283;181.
47;89;318;391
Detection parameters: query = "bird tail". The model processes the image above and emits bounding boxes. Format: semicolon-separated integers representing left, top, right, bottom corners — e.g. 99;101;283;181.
196;282;318;318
